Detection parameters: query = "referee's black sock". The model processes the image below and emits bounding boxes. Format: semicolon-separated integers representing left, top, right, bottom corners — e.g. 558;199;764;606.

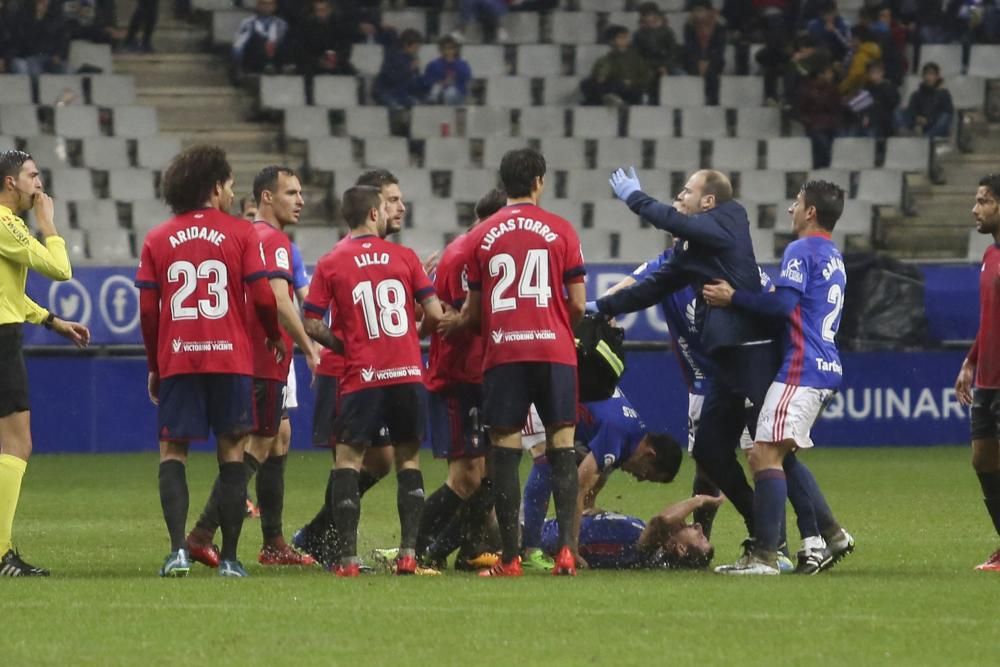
331;468;360;560
547;448;579;551
491;447;523;563
416;483;463;557
194;452;261;536
218;461;247;562
158;460;188;552
257;454;287;544
691;466;721;540
397;469;425;552
977;471;1000;536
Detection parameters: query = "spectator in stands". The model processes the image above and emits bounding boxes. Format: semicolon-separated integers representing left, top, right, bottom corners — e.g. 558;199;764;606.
949;0;1000;45
806;1;851;64
581;25;654;107
796;64;843;168
508;0;558;9
751;1;797;104
63;0;127;49
240;196;258;221
865;4;907;84
373;28;427;109
7;0;68;77
838;24;882;97
846;60;900;141
0;0;11;73
783;33;832;106
125;0;159;53
896;61;954;139
422;36;472;106
450;0;509;44
633;3;682;78
293;0;357;76
682;0;726;106
232;0;291;75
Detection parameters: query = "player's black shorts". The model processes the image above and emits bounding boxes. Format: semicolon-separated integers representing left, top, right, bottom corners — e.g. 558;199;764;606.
429;383;486;460
253;378;286;437
334;382;427;447
482;362;577;430
312;374;340;447
971;388;1000;440
0;324;29;418
158;373;255;442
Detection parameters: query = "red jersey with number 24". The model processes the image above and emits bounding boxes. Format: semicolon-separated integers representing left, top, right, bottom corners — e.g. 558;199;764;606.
246;220;293;381
465;203;586;371
135;208;268;379
304;234;435;395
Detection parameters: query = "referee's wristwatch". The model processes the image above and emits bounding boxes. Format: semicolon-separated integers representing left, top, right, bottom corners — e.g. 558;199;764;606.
43;312;56;330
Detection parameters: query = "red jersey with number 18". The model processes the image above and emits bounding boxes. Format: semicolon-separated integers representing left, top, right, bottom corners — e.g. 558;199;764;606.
135;208;269;379
245;220;293;381
465;203;586;371
304;234;435;395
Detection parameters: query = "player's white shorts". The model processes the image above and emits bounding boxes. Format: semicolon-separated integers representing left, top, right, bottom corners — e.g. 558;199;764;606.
756;382;834;449
522;403;547;456
283;359;298;410
688;393;755;453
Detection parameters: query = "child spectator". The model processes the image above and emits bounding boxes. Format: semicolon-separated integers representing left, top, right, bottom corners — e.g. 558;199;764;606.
450;0;509;44
847;60;899;140
423;36;472;106
797;65;843;168
896;62;954;139
633;2;682;77
806;1;852;64
580;25;654;107
373;28;427;109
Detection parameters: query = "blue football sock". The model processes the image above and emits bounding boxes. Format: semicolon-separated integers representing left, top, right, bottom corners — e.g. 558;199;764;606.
521;457;551;550
785;454;840;539
753;469;787;555
783;453;820;540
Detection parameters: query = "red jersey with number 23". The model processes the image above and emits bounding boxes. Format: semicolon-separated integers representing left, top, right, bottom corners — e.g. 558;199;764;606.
466;203;586;371
245;221;293;381
304;234;435;395
135;208;268;379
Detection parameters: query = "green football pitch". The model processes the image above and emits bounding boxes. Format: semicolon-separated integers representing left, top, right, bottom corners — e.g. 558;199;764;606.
1;447;996;666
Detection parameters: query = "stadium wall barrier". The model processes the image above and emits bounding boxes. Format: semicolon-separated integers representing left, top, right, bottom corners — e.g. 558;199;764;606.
26;349;969;454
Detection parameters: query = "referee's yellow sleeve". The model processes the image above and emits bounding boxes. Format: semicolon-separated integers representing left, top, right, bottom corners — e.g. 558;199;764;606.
0;214;72;281
22;295;49;325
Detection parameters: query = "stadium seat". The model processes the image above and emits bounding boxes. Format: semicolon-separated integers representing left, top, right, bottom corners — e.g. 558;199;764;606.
131;199;172;232
25;136;72;168
343;106;389;138
564;169;614;200
424;137;471;168
24;197;70;229
629;106;675;138
500;12;541;44
579;0;625;10
393;229;446;259
855;169;903;207
450;169;499;200
112;107;158;138
641;169;679;201
719;76;764;108
309;136;358;171
465;107;512;137
580;229;614;261
283;107;329;139
573;44;607;78
736;107;781;138
765;137;813;171
836;200;873;237
62;228;87;263
616;228;670;261
313;76;360;107
483;136;530;167
485;77;532;108
212;9;252;47
409;199;460;231
749;227;776;262
88;229;134;261
967;45;1000;78
653;137;701;172
294;227;338;263
949;76;986;109
680;107;728;138
331;167;365;193
545;199;581;225
918;44;964;77
351;44;383;76
0;75;34;105
55;106;100;138
391;168;434;200
82;137;130;170
831;137;875;170
969;227;994;261
659;76;706;108
538;137;585;169
47;168;94;200
74;200;120;229
410;107;457;138
572;107;619;138
592;199;638;230
595;138;642;168
542;76;581;105
883;137;930;173
88;75;137;106
109;168;156;201
550;12;599;44
383;9;427;34
0;105;40;137
807;169;852;194
38;75;84;106
463;45;509;77
517;45;563;77
712;138;759;171
136;136;181;170
519;106;567;137
363;137;410;167
69;41;113;74
0;136;15;151
738;170;786;203
260;76;306;109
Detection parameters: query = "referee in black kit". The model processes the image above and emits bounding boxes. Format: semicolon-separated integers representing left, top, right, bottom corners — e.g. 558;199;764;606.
0;150;89;576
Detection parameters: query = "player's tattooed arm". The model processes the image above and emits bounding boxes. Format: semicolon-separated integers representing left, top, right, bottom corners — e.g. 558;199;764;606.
304;317;345;354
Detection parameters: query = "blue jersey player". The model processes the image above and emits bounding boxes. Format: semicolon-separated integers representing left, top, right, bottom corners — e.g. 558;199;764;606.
705;180;855;575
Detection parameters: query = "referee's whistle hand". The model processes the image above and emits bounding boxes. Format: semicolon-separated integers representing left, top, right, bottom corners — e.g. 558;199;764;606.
32;192;57;233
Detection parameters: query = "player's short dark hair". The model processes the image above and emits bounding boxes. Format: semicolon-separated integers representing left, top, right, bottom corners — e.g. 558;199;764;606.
0;150;33;184
660;543;715;570
162;145;232;215
252;165;297;205
699;170;733;203
801;180;845;231
475;187;507;221
400;28;423;47
921;61;941;77
638;2;663;18
604;24;629;42
980;174;1000;200
341;185;382;229
356;169;399;191
647;432;683;482
500;148;546;199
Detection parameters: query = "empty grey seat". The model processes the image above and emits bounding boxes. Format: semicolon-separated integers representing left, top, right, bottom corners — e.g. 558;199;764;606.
0;136;15;151
213;9;252;47
62;228;87;263
0;106;40;137
410;107;457;137
48;168;94;200
653;137;700;171
423;138;471;168
712;138;759;171
485;77;532;108
74;199;120;229
766;137;813;171
719;76;764;108
465;107;511;138
641;169;679;200
517;45;562;77
572;107;619;138
968;45;1000;78
629;106;675;138
55;106;100;138
383;9;427;33
409;199;460;231
836;200;873;236
855;169;903;206
564;169;614;200
659;76;705;108
38;75;84;106
88;229;134;262
69;41;113;74
483;137;530;167
344;106;389;137
808;169;852;194
574;44;606;77
739;170;786;202
284;107;330;139
617;228;670;261
451;169;499;200
313;76;360;107
550;12;599;44
392;229;446;260
308;137;356;171
109;168;156;201
463;45;508;77
580;0;625;10
390;168;433;200
830;137;875;170
82;137;130;170
918;44;964;77
969;227;994;261
736;107;781;138
501;12;540;44
592;199;638;230
0;76;33;105
539;137;585;169
131;199;172;233
294;227;339;263
950;76;986;109
137;136;181;170
681;107;727;138
595;138;642;168
364;137;410;167
883;137;930;172
113;107;158;137
519;106;566;137
25;136;72;168
351;44;384;76
542;76;581;105
749;227;776;262
331;167;364;193
260;76;306;109
89;75;137;106
580;229;613;261
545;199;581;225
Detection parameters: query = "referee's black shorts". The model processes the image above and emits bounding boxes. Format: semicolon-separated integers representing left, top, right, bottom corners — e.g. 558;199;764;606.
0;323;30;418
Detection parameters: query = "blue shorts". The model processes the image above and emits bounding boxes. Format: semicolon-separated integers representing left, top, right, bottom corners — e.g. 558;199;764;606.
334;383;427;447
429;384;485;460
482;362;577;431
312;375;339;447
253;378;286;437
158;373;255;442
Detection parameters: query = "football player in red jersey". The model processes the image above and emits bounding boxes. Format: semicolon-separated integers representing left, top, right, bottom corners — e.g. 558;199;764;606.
442;148;587;577
135;145;285;578
304;185;444;577
185;166;321;568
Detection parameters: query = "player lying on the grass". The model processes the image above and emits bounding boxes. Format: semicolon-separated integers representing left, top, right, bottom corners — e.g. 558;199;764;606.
521;387;683;568
539;496;720;570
